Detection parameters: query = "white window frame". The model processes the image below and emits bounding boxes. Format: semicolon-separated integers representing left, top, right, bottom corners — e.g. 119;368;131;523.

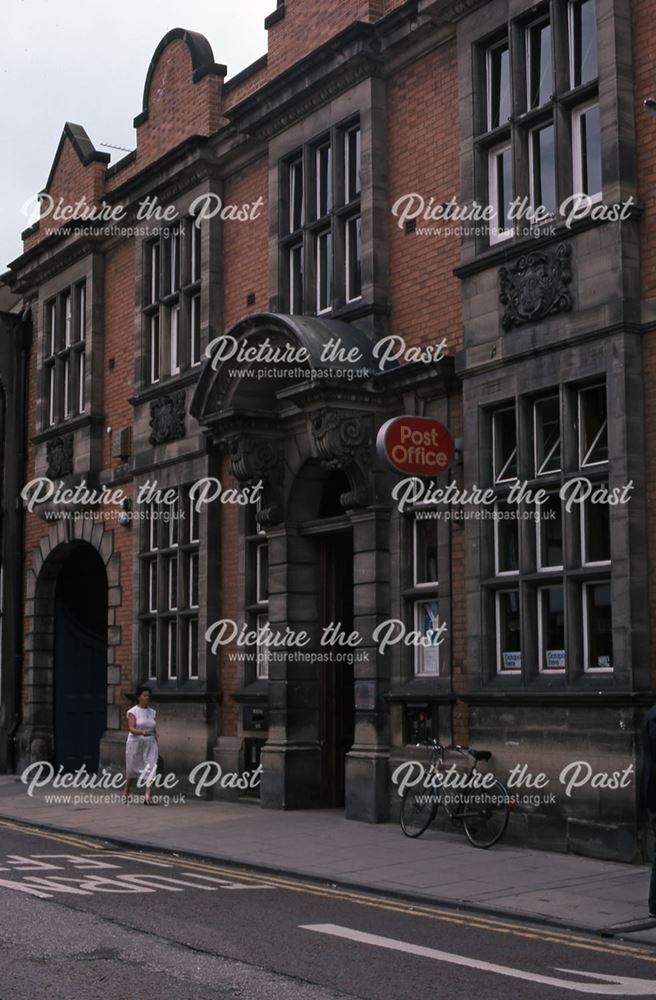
572;99;602;204
345;214;362;304
189;552;199;609
492;406;518;483
189;492;200;544
169;228;180;293
188;618;199;680
168;556;178;611
150;241;160;304
568;0;598;90
168;491;179;548
48;366;56;426
488;141;514;244
315;141;332;218
148;561;157;613
525;16;552;111
167;620;177;680
191;293;201;367
580;497;611;567
170;303;180;376
316;229;332;315
534;396;561;476
78;352;86;414
486;42;510;132
150;314;160;385
412;517;439;588
256;612;271;680
578;383;608;468
536;496;564;572
582;580;612;672
345;125;361;202
191;222;201;283
538;585;566;672
148;501;159;551
493;502;520;576
289;156;304;232
413;600;441;677
495;589;522;673
48;300;57;355
77;284;86;340
289;242;303;314
63;291;72;348
63;357;70;419
256;544;268;605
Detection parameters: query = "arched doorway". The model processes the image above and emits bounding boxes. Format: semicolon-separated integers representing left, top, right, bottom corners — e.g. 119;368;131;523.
53;546;108;771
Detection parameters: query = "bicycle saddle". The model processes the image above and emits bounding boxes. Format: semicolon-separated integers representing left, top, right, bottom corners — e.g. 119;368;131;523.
472;749;491;762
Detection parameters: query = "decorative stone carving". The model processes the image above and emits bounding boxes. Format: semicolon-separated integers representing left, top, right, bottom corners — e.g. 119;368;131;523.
225;433;284;526
499;243;572;329
46;434;74;478
310;410;373;470
149;391;186;445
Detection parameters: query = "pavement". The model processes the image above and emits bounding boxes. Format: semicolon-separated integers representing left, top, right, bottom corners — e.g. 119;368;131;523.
0;774;654;944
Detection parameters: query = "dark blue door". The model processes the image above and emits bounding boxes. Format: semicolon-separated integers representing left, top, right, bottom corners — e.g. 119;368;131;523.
53;547;108;772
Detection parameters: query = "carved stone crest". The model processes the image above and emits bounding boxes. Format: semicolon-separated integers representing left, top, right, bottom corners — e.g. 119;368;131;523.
149;391;186;446
499;243;572;329
46;434;74;478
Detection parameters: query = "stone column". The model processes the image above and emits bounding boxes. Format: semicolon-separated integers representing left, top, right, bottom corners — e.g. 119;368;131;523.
345;507;391;822
260;524;323;809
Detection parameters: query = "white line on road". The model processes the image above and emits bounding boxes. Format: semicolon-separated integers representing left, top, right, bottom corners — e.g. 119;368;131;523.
300;924;656;996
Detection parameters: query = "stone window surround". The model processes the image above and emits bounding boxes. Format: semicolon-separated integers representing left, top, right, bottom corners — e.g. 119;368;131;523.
455;0;637;268
267;76;390;337
461;336;648;693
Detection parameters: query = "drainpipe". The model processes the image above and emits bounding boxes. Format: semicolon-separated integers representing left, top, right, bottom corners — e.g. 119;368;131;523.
8;305;32;771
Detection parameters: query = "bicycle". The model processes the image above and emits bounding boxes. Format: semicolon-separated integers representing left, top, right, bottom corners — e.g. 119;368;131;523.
399;740;510;848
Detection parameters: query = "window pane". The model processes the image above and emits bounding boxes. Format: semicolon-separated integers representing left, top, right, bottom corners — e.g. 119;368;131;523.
583;496;610;563
495;502;519;574
579;104;601;197
584;581;612;669
77;284;86;341
169;491;179;547
497;589;521;671
316;143;332;217
150;315;160;384
168;621;177;679
414;601;440;675
169;228;181;293
189;491;199;543
489;144;513;241
534;395;561;475
537;494;563;569
531;124;556;217
256;544;268;603
289;242;304;313
170;304;180;375
189;552;199;608
64;292;72;347
148;501;159;551
257;613;271;679
78;352;85;414
150;241;160;303
528;19;552;109
191;223;201;283
148;561;157;612
579;384;608;465
570;0;598;87
289;157;304;232
48;366;56;425
539;585;565;670
414;518;438;586
488;43;510;129
493;407;518;482
346;127;361;201
63;357;71;418
168;556;178;611
346;215;362;301
147;621;157;679
188;619;199;679
191;294;201;366
48;301;57;355
316;230;333;313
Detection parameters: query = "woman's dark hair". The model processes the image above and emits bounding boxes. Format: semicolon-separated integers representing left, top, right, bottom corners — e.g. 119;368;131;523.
136;685;152;699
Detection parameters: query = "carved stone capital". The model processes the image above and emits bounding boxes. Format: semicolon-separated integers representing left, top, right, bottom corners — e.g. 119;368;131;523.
149;391;186;446
309;409;373;471
499;243;572;329
225;434;284;487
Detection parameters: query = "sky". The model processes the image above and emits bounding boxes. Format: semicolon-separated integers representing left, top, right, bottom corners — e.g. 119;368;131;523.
0;0;274;270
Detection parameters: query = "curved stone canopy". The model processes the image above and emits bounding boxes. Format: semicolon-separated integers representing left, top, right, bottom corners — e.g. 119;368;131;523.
191;312;385;423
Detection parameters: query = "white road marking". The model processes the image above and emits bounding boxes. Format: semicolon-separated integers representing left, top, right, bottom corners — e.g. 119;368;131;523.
183;874;277;890
301;924;656;996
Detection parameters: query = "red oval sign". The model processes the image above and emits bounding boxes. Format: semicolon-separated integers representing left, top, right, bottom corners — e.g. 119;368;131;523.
376;416;455;477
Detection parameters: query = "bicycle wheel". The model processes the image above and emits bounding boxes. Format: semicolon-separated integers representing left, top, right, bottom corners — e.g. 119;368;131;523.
400;789;439;838
461;780;509;848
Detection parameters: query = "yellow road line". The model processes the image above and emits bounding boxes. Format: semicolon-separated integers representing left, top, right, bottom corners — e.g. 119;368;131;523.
1;817;654;963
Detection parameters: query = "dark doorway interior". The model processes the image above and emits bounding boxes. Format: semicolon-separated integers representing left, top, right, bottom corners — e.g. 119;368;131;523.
54;546;108;771
319;529;355;807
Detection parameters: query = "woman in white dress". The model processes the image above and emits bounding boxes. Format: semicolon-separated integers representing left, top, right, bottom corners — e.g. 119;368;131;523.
125;685;158;803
